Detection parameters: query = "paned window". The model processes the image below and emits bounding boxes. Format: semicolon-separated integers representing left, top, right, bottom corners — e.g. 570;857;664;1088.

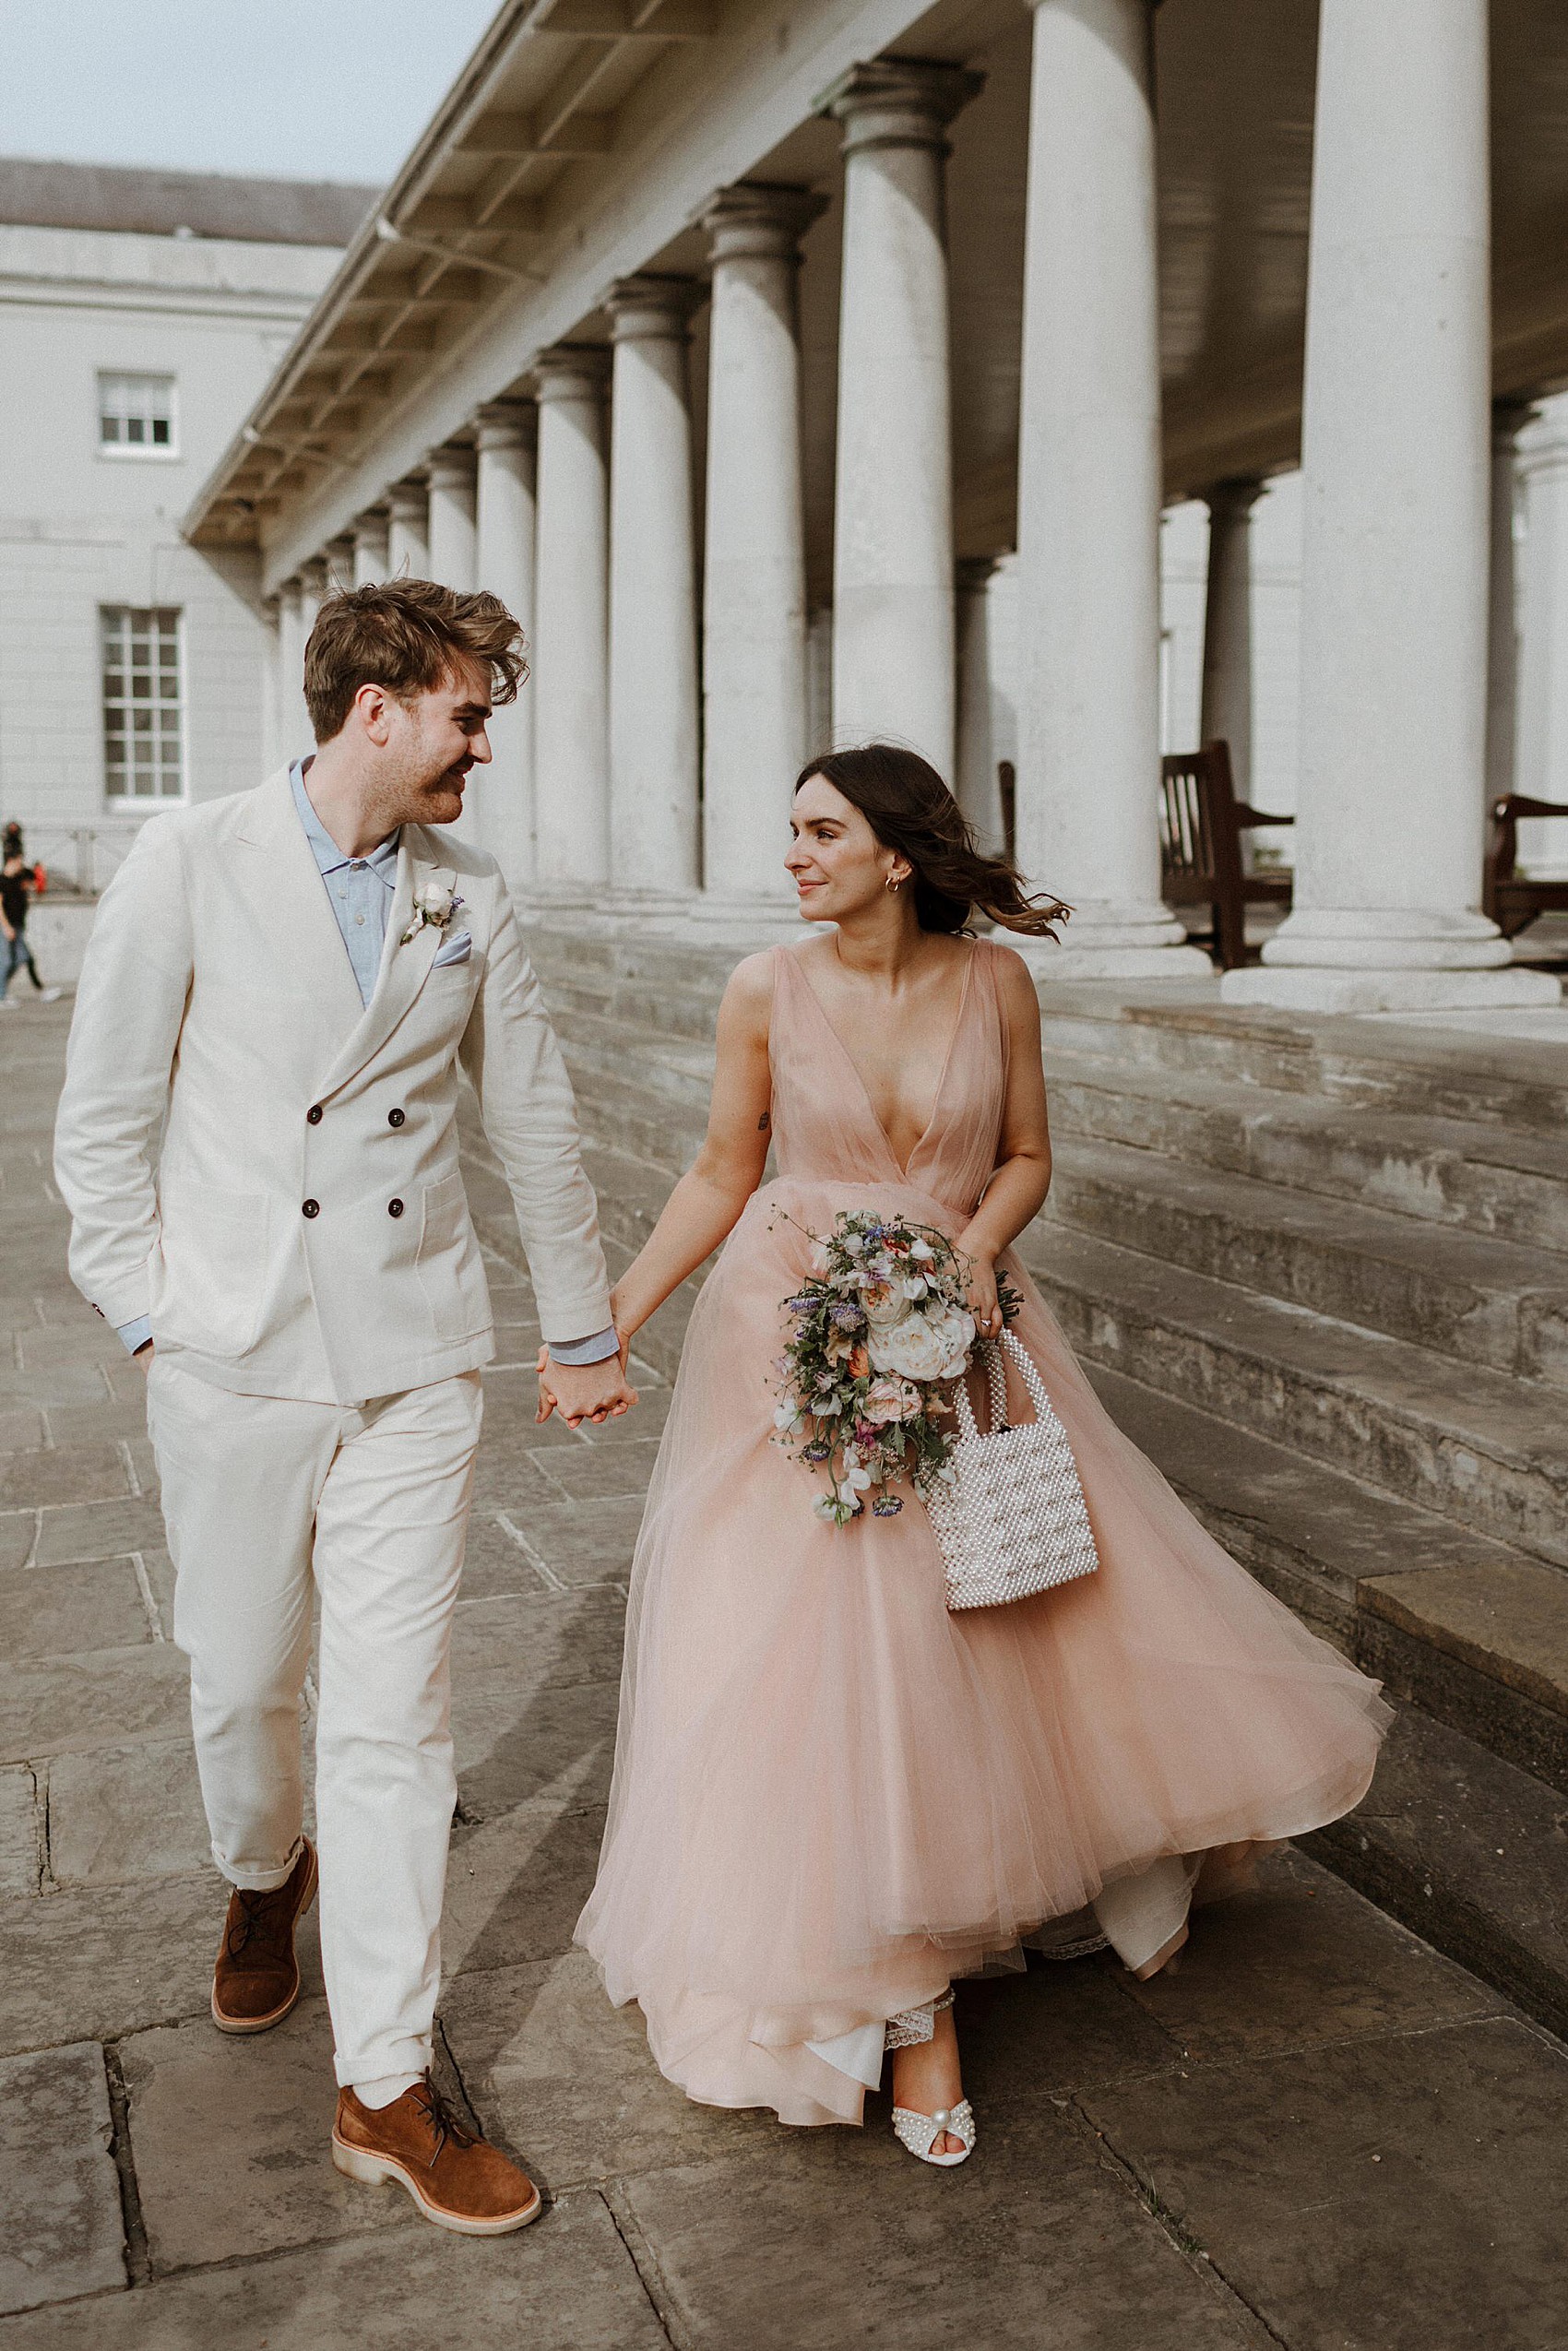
98;372;176;453
101;609;184;800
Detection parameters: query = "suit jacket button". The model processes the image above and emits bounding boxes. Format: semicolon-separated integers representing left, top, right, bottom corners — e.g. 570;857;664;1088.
388;1108;405;1128
388;1198;404;1217
303;1199;320;1219
306;1104;323;1124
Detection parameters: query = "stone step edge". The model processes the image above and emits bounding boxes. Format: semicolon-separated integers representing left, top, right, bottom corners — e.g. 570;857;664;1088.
1086;1361;1568;1798
1048;1134;1568;1386
1299;1706;1568;2046
1051;1130;1568;1304
1027;1222;1568;1526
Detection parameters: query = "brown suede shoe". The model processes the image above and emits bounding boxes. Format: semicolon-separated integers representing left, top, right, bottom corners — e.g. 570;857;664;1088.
211;1840;318;2035
332;2077;542;2236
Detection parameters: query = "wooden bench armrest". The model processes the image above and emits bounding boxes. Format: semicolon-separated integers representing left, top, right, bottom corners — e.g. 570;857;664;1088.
1491;796;1568;822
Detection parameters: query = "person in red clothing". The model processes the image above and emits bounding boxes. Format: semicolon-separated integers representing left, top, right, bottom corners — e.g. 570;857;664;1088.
0;824;61;1007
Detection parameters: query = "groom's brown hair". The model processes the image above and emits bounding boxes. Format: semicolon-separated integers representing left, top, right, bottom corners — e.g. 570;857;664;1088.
304;576;529;742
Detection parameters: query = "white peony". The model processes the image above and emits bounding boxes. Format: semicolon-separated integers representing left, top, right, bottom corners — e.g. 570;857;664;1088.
861;1277;910;1328
868;1302;975;1383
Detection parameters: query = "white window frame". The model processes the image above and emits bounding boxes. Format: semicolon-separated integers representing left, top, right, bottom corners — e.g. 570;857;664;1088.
97;371;179;460
100;607;187;805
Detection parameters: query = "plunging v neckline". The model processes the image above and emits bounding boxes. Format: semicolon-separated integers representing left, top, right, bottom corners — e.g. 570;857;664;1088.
786;943;977;1181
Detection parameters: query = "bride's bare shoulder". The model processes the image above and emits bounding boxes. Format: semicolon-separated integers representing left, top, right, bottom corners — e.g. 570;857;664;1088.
717;949;778;1038
983;938;1045;1027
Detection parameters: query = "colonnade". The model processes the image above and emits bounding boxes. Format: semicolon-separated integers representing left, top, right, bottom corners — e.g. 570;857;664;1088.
264;0;1555;1006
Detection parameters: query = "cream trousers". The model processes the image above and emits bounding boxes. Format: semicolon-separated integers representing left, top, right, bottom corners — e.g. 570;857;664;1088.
147;1359;482;2089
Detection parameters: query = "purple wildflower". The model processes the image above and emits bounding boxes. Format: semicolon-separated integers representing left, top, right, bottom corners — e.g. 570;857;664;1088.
872;1495;904;1517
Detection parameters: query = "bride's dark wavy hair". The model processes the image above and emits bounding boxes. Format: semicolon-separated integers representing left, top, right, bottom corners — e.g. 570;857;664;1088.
794;745;1070;940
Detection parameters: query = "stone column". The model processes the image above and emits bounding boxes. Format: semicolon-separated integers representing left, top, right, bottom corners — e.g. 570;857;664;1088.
1015;0;1207;976
532;347;611;891
276;577;309;760
475;400;537;881
956;558;1006;853
1513;400;1568;874
1199;478;1265;801
606;278;703;895
1226;0;1553;1009
426;445;478;590
352;507;390;587
386;480;430;577
1486;399;1533;817
698;185;826;904
821;60;981;772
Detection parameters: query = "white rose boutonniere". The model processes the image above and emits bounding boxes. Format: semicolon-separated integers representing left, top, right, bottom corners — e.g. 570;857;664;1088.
401;882;462;946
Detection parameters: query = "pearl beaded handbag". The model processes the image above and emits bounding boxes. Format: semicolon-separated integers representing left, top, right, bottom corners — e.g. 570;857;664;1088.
927;1329;1100;1611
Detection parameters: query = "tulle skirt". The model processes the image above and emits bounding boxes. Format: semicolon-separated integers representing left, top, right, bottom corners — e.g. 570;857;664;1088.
576;1176;1392;2127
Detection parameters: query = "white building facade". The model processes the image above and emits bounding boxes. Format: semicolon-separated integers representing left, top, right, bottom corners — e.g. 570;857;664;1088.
187;0;1568;1013
0;160;373;886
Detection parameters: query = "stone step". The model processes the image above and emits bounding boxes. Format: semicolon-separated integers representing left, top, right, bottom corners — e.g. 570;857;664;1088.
1047;1049;1568;1254
1301;1704;1568;2046
1028;1223;1568;1567
522;920;1568;1134
1087;1363;1568;1797
1050;1134;1568;1385
1035;984;1568;1134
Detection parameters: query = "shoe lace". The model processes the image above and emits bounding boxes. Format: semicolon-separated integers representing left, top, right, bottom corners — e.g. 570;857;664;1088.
224;1885;291;1966
410;2078;480;2164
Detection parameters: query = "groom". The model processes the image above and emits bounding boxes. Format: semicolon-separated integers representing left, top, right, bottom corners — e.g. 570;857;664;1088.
53;578;633;2235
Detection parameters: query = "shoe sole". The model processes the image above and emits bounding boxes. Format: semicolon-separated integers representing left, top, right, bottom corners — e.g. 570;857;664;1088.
330;2135;543;2234
210;1848;320;2036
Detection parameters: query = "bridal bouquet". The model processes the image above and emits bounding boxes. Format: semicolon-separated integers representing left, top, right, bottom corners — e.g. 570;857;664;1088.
771;1207;1016;1526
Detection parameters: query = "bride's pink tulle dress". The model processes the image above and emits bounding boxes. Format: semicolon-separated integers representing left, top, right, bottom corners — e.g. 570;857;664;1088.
576;940;1391;2126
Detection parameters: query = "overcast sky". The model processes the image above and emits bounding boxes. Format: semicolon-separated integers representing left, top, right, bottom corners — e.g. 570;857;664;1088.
2;0;503;186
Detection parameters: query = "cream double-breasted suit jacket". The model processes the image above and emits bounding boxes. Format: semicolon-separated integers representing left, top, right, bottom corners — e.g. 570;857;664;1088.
53;767;613;1405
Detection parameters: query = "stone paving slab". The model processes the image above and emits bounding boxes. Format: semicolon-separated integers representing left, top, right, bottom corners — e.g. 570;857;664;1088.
618;2098;1265;2351
0;1515;35;1574
120;1996;409;2274
453;1669;618;1819
499;1496;647;1590
0;1558;151;1662
0;2043;125;2315
33;1498;167;1569
0;1765;39;1896
444;1799;609;1979
1079;2013;1568;2350
0;1645;188;1763
443;1946;775;2190
448;1585;629;1682
0;1871;293;2060
45;1737;212;1887
0;2192;670;2350
0;1443;130;1511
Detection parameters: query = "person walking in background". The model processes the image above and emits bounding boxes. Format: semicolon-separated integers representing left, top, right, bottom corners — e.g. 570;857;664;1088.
0;823;62;1007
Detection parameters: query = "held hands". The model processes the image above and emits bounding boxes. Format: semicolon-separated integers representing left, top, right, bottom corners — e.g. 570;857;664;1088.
535;1337;636;1430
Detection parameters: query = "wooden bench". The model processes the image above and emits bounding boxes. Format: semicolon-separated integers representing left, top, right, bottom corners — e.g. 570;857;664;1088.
1159;741;1294;969
1482;795;1568;940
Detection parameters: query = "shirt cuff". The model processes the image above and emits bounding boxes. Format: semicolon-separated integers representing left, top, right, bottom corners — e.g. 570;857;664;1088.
115;1315;153;1356
544;1325;621;1367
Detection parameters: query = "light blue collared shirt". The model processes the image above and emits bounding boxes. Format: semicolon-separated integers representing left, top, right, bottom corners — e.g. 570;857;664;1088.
290;758;400;1007
115;764;618;1368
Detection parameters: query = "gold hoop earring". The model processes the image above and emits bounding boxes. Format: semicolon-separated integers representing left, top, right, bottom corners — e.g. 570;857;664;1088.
885;873;903;892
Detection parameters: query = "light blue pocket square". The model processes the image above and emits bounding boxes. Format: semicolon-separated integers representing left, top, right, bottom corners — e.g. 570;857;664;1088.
433;930;472;968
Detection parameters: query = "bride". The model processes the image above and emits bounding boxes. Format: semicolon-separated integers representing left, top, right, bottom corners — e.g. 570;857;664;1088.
573;744;1390;2166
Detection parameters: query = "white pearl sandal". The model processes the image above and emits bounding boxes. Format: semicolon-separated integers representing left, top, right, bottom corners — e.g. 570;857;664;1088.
885;1989;977;2168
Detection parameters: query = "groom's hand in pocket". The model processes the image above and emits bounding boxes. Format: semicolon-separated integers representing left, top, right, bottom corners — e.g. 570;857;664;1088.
535;1343;636;1430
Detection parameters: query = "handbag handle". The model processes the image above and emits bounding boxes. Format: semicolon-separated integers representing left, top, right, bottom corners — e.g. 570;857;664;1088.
986;1329;1053;1431
952;1328;1052;1441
